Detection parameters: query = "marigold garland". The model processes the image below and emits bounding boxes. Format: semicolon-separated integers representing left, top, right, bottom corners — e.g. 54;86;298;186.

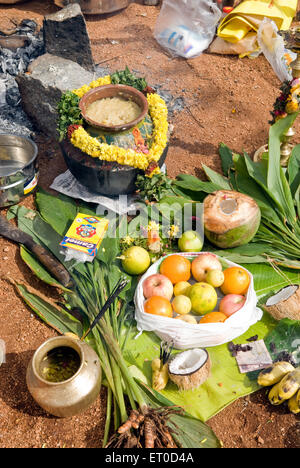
270;78;300;125
68;75;168;176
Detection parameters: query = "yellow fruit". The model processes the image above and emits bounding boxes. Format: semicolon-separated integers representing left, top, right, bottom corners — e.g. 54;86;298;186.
122;246;150;275
278;368;300;400
172;295;192;315
189;282;218;316
268;382;284;406
174;281;191;297
174;314;197;324
258;361;295;387
205;269;225;288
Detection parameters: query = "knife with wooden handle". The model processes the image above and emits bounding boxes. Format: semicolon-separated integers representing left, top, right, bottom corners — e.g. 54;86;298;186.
0;214;73;289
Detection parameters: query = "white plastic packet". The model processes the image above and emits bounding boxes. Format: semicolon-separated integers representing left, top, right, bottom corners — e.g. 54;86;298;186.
154;0;221;58
257;17;296;82
135;252;263;349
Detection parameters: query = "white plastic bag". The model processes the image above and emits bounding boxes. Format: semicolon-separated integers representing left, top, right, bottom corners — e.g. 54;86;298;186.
257;17;296;82
154;0;221;58
135;252;263;349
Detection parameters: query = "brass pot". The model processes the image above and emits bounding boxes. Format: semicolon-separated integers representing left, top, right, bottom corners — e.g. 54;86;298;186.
26;336;102;418
54;0;129;14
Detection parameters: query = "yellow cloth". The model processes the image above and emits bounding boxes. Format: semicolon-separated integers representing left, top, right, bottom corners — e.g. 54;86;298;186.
217;0;297;43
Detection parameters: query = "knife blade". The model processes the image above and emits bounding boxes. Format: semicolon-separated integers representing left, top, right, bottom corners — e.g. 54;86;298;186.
0;214;73;289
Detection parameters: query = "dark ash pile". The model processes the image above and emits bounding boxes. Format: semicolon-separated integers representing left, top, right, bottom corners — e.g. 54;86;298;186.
0;20;44;137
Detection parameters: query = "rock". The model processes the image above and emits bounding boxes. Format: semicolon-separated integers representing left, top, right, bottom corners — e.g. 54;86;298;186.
143;0;161;4
43;4;94;72
16;53;94;139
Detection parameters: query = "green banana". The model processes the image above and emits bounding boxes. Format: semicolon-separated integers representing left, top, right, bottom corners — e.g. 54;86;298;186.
288;389;300;415
268;382;285;406
258;361;295;387
278;368;300;400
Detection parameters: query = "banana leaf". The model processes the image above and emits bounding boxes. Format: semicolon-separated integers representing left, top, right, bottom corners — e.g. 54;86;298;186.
136;381;222;448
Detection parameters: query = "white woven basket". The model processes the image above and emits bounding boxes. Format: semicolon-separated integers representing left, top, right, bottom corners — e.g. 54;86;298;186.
135;252;263;349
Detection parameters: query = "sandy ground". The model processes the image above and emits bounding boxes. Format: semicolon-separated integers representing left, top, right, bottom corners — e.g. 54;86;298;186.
0;0;299;448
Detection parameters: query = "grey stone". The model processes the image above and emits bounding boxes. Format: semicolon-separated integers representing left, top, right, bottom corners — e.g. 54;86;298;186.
16;53;94;139
43;3;95;72
143;0;161;4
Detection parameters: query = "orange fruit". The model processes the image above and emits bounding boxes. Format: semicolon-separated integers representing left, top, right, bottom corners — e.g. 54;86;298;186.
144;296;173;318
159;255;191;285
199;312;227;324
221;267;250;295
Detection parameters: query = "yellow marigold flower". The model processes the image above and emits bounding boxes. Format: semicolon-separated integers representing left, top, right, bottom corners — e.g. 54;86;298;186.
68;78;168;171
286;99;299;114
121;236;134;245
147;221;160;232
168;225;179;238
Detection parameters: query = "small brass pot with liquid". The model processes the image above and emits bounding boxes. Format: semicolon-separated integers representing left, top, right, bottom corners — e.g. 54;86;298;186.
26;336;102;418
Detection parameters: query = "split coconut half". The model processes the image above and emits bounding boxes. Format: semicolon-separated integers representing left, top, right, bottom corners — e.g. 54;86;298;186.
168;348;211;391
264;285;300;321
203;190;261;249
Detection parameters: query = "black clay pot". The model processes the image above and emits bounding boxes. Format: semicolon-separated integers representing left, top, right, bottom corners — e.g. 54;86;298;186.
60;140;168;196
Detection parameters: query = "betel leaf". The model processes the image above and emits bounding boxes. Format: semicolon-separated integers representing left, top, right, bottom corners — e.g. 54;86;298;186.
264;319;300;366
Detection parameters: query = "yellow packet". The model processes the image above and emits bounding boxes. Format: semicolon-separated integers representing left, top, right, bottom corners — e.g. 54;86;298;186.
60;214;109;259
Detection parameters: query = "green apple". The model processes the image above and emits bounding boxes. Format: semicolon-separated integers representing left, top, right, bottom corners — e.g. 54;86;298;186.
178;230;203;253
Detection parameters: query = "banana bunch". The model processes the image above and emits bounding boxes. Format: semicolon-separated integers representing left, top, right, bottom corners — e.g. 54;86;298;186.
258;361;300;414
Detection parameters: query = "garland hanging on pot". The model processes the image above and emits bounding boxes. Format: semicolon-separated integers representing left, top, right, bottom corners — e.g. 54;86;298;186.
57;69;168;177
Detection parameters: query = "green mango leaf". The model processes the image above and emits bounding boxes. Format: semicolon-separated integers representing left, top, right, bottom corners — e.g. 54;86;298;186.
202;164;231;190
175;174;221;193
219;142;234;176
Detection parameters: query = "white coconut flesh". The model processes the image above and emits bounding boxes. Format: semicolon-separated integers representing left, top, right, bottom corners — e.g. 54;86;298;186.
219;198;238;215
169;349;208;376
266;286;299;306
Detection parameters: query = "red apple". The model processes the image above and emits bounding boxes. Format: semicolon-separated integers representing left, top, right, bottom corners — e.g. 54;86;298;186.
219;294;246;317
191;253;222;282
143;274;174;301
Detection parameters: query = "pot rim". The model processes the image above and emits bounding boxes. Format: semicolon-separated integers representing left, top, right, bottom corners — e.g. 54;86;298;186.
79;84;149;133
31;336;84;386
0;133;38;177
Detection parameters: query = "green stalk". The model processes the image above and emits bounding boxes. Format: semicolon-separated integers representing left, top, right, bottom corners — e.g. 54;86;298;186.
99;318;148;412
103;386;112;447
109;353;128;423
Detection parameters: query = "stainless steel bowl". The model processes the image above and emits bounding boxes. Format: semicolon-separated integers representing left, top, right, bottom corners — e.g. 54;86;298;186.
54;0;129;15
0;134;39;208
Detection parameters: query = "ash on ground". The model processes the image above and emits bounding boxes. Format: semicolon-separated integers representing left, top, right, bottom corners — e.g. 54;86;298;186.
0;20;44;137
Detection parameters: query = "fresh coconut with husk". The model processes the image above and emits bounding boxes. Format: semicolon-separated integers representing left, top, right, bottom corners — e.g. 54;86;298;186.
264;285;300;321
203;190;261;249
168;348;211;391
